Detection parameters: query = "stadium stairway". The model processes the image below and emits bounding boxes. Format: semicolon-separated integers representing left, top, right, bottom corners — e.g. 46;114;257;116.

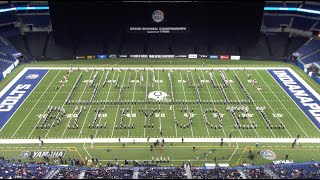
132;170;139;179
185;165;192;179
264;168;280;179
78;170;86;179
239;170;247;179
45;169;59;179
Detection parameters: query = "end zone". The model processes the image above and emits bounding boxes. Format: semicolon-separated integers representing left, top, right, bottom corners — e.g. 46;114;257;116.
0;69;48;129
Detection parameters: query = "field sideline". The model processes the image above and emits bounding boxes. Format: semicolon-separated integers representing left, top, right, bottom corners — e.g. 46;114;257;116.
0;59;319;166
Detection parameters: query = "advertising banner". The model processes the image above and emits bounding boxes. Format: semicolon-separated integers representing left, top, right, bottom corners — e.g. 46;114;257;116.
75;56;86;59
188;54;198;59
198;55;208;58
219;55;230;60
109;54;117;59
86;55;96;59
119;55;128;58
130;55;140;58
97;55;107;59
174;55;188;58
20;151;66;159
230;56;240;60
209;55;219;59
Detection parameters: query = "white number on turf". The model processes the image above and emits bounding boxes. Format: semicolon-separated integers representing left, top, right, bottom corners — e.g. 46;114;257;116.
155;113;165;117
272;113;283;118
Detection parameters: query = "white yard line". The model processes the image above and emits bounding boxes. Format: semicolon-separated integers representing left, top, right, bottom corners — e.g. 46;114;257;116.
0;68;28;99
27;70;64;138
111;70;128;138
127;71;138;137
253;70;293;138
60;70;95;138
168;71;178;137
92;71;116;138
211;71;244;138
241;70;276;138
10;70;52;138
228;142;239;161
200;70;227;137
143;70;148;138
228;70;260;137
157;70;162;131
83;143;92;158
89;70;105;138
179;71;195;138
259;70;311;137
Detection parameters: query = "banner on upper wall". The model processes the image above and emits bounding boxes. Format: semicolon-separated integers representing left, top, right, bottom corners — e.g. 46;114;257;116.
219;55;230;60
230;55;240;60
209;55;219;59
188;54;198;59
198;55;208;58
109;54;117;59
119;55;128;58
75;56;86;59
86;55;96;59
97;55;107;59
174;55;188;58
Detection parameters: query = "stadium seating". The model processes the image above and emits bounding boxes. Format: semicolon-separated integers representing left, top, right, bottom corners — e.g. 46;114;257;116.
0;160;50;179
263;15;291;28
242;167;273;179
0;59;13;72
0;12;17;24
191;167;242;179
52;167;82;179
271;162;320;179
84;168;134;179
0;35;21;56
301;51;320;64
292;17;317;31
294;39;320;59
0;159;319;179
21;15;51;27
0;27;21;38
138;167;187;179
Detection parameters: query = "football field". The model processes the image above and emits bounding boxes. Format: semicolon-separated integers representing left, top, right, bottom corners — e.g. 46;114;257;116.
0;65;319;140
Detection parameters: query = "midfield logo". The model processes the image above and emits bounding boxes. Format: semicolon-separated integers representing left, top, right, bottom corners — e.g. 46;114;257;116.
260;150;277;160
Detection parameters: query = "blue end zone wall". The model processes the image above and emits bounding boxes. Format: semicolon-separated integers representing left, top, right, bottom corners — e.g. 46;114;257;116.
296;60;305;70
268;69;320;129
295;60;320;86
0;69;48;129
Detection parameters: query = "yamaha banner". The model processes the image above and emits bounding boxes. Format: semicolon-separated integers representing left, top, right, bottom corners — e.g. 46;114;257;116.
20;151;66;159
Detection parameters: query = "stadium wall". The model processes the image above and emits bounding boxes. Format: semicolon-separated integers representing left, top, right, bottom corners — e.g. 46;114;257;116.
0;59;19;82
296;59;320;85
